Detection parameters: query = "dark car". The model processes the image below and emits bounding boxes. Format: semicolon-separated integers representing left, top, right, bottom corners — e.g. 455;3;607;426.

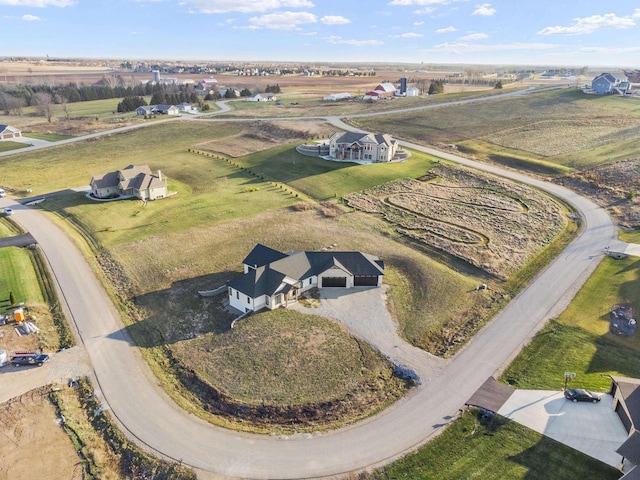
564;388;600;403
10;352;49;367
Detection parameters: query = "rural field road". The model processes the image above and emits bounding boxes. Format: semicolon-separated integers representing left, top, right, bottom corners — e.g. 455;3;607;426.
1;134;616;480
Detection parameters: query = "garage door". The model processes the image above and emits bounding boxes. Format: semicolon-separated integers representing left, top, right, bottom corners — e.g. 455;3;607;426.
354;275;378;286
321;277;346;287
616;402;633;433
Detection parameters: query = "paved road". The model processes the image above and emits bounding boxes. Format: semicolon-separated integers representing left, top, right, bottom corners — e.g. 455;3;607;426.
0;114;616;479
0;87;619;477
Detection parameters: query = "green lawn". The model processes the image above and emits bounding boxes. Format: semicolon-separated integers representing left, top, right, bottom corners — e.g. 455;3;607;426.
0;141;28;153
619;228;640;244
0;247;46;308
363;410;620;480
502;256;640;392
0;218;22;238
24;133;74;141
234;144;439;200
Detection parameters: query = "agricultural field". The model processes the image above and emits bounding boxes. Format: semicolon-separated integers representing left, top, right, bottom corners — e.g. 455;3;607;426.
345;164;567;279
356;88;640;172
502;255;640;393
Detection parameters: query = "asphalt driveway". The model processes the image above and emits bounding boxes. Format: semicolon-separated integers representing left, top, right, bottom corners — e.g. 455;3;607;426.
498;390;628;467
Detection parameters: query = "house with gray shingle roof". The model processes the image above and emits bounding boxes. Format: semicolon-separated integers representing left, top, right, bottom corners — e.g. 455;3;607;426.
90;164;168;201
611;376;640;477
0;124;22;140
227;244;384;313
328;131;399;162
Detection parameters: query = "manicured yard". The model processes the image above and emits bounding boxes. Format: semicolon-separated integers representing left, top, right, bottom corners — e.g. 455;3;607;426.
0;247;45;307
0;141;27;153
363;410;621;480
502;256;640;392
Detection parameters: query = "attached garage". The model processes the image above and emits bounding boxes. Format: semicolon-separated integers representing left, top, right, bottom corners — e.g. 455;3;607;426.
321;277;347;288
354;275;379;287
0;125;22;140
616;401;633;433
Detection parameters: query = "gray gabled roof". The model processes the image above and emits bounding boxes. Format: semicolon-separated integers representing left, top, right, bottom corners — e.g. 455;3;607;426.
91;171;120;189
229;246;384;298
243;244;289;269
618;432;640;466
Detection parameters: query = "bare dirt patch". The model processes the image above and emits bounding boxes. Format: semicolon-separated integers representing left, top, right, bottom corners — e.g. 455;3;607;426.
0;386;82;480
345;164;567;279
554;159;640;228
194;120;334;157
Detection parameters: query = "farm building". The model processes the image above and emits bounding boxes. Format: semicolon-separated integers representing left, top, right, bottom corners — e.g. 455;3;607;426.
328;131;399;162
227;244;384;313
90;164;167;201
363;83;396;100
406;86;420;97
249;93;277;102
0;124;22;140
323;92;351;101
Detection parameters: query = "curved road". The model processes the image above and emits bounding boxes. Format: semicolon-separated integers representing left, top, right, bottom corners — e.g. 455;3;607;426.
1;94;618;479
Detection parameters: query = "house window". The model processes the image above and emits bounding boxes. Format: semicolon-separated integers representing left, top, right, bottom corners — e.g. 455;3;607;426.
236;291;239;299
247;297;251;304
308;278;312;286
228;287;232;296
275;294;283;304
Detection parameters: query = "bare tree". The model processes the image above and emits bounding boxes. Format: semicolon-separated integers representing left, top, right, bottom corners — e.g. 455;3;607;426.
32;91;54;123
56;94;70;121
0;92;25;115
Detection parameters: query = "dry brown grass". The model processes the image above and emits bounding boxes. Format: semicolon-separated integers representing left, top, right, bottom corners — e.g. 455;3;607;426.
345;164;567;279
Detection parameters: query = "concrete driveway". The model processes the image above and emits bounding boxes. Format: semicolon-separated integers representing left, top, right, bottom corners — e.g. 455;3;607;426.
498;390;628;467
290;286;448;382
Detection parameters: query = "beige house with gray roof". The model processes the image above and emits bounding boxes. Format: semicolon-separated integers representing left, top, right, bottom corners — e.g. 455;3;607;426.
90;165;167;201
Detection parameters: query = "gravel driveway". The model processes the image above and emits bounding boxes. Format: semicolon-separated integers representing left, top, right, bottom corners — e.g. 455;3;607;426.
291;286;448;382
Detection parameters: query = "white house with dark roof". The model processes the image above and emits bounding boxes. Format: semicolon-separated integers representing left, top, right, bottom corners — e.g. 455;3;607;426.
0;124;22;140
328;131;399;162
90;165;167;201
227;244;384;313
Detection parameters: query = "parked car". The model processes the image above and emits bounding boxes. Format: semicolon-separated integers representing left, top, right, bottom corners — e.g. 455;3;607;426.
10;352;49;367
564;388;600;403
3;207;13;215
0;188;6;197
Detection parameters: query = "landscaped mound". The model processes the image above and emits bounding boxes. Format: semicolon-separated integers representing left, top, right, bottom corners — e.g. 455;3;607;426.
169;309;409;431
345;164;567;279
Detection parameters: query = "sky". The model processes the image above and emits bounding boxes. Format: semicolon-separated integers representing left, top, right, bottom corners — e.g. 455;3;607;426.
1;0;640;67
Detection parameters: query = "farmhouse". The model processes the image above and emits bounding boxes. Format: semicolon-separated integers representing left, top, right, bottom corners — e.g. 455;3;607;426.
227;244;384;313
328;131;399;162
0;124;22;140
611;376;640;477
90;164;168;201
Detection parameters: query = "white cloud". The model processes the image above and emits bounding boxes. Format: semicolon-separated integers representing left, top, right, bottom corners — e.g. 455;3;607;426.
436;25;456;33
320;15;350;25
389;0;459;5
389;32;423;38
473;3;495;16
459;32;487;41
414;21;424;25
249;11;317;30
181;0;313;14
414;7;436;14
22;14;41;20
538;12;637;35
325;36;384;47
0;0;74;6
